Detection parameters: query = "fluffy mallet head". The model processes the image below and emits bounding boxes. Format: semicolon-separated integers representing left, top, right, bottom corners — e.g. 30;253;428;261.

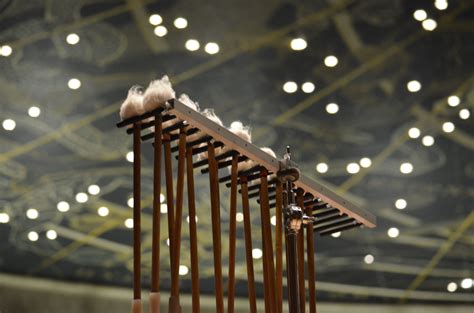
142;75;176;112
119;85;145;120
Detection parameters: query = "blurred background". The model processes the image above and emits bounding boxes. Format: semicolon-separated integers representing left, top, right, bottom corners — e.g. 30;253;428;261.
0;0;473;312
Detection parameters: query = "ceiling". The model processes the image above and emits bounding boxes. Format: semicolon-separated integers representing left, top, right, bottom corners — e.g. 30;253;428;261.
0;0;473;305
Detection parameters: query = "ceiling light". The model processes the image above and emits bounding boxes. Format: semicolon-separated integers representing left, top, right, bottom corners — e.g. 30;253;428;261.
0;213;10;223
154;25;168;37
316;162;328;173
126;151;134;163
66;33;80;45
204;42;219;54
185;39;200;51
290;38;307;51
459;109;470;120
160;193;165;203
346;163;360;174
46;230;57;240
422;135;435;147
400;162;413;174
461;278;473;289
395;199;407;210
331;232;341;238
166;238;170;246
301;82;315;93
408;127;421;139
28;106;41;117
364;254;374;264
178;265;189;276
326;103;339;114
127;197;134;208
434;0;448;11
68;78;81;90
442;122;455;133
422;19;437;31
2;119;16;131
270;215;277;226
174;17;188;29
28;231;39;242
360;157;372;168
236;212;244;222
413;9;428;21
160;203;168;213
447;282;457;292
447;95;460;107
387;227;399;238
75;192;88;203
252;248;263;259
0;45;12;57
324;55;338;67
149;14;163;26
87;184;100;195
124;218;133;228
26;208;39;220
407;80;421;92
282;81;298;93
97;206;109;217
57;201;70;212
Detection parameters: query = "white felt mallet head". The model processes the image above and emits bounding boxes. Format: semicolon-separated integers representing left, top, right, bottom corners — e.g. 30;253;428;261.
119;85;145;121
142;75;176;112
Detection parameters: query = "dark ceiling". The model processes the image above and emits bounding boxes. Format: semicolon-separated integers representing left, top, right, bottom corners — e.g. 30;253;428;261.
0;0;473;305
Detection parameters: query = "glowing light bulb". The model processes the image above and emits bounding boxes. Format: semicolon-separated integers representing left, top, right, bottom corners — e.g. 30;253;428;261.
66;33;80;45
68;78;81;90
127;197;134;208
324;55;338;67
160;193;165;203
459;109;470;120
57;201;70;212
387;227;399;238
460;278;473;289
360;157;372;168
326;103;339;114
283;81;298;93
154;26;168;37
26;208;39;220
400;162;413;174
236;212;244;222
447;282;457;292
407;80;421;92
0;213;10;223
434;0;448;11
364;254;374;264
75;192;88;203
185;39;200;51
408;127;421;139
149;14;162;26
442;122;455;133
46;230;57;240
290;38;307;51
2;119;16;131
178;265;189;275
87;185;100;195
422;19;437;31
126;151;134;162
270;215;277;226
395;199;407;210
204;42;219;54
0;45;13;56
447;95;460;107
301;82;315;93
97;207;109;217
316;163;328;173
413;9;427;21
160;203;168;213
422;135;435;147
252;248;263;259
124;218;133;228
331;232;341;238
28;106;41;117
174;17;188;29
28;231;39;242
346;163;360;174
